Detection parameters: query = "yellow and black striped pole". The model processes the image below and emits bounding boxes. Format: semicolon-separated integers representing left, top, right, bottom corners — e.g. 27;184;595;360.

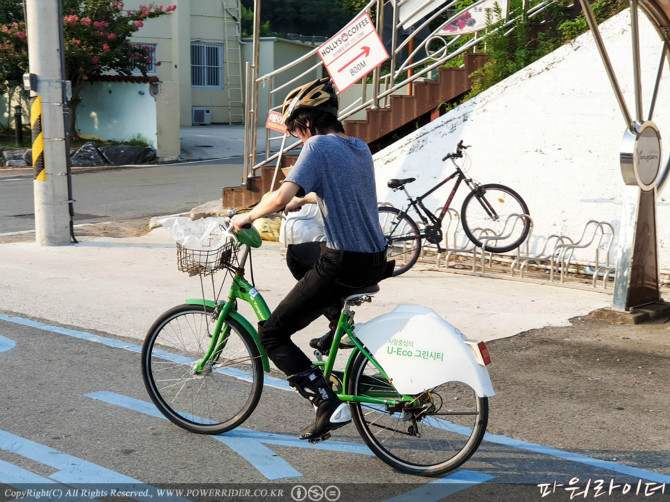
30;96;45;181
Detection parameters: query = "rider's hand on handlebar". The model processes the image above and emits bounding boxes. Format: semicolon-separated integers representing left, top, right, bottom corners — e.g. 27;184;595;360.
231;213;253;232
284;196;305;214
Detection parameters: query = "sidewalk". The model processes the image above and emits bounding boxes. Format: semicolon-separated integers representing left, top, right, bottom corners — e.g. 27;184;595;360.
177;125;279;162
0;226;612;350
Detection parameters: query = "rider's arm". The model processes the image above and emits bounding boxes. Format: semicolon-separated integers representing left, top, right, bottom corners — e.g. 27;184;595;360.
231;181;301;231
284;192;317;213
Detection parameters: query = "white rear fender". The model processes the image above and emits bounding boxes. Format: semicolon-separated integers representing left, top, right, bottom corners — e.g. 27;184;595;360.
354;305;495;397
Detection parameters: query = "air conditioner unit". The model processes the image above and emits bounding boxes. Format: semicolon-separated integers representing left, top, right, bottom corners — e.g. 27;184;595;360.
192;107;211;125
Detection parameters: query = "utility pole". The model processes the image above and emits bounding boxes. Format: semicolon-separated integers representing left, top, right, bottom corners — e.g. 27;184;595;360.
25;0;71;245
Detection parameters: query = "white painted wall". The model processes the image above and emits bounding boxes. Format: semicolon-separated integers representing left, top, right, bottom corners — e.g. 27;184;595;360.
77;81;158;147
373;9;670;271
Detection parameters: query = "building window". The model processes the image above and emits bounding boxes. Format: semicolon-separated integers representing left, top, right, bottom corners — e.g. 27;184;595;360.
131;43;157;74
191;42;223;88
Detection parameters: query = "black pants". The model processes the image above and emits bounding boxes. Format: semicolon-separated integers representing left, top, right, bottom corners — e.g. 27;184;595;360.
259;242;388;376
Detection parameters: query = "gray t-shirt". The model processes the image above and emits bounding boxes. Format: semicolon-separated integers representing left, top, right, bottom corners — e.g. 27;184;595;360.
285;134;387;253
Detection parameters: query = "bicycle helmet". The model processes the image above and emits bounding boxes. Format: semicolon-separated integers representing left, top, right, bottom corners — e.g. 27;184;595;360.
281;77;339;126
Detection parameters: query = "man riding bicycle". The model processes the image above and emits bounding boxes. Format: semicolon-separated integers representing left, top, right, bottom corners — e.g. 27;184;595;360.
231;77;390;441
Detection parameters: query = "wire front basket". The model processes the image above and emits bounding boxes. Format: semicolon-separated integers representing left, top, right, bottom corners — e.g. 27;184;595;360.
176;239;239;277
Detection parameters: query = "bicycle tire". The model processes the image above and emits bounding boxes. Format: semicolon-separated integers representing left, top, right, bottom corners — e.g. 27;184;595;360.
141;304;263;434
378;206;421;276
461;183;530;253
347;351;488;476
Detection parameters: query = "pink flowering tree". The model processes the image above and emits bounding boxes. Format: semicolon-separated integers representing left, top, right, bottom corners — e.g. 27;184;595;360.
0;0;176;138
0;21;29;130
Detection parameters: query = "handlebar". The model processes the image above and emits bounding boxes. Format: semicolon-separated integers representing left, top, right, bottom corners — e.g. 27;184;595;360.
442;140;471;161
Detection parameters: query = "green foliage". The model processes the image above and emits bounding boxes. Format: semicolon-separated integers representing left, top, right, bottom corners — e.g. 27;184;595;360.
0;0;23;25
0;21;28;82
557;0;627;41
241;0;351;37
240;5;272;38
465;0;625;99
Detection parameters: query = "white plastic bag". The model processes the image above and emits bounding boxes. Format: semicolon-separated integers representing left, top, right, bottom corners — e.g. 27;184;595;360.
158;217;230;251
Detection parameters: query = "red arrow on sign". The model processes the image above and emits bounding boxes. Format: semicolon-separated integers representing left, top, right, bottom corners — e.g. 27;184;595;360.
338;46;371;73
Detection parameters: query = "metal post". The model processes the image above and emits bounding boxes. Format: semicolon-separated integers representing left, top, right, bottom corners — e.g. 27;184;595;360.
577;0;635;131
25;0;71;246
371;0;384;108
14;106;23;146
249;0;261;172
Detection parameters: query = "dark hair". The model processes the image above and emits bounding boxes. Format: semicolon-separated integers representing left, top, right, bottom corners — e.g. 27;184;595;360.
290;108;345;136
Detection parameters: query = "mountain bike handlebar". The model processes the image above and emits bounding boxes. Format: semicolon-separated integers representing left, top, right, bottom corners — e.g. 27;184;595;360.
442;140;471;161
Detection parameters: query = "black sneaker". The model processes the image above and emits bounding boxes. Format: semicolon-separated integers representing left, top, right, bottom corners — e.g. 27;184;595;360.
309;331;354;354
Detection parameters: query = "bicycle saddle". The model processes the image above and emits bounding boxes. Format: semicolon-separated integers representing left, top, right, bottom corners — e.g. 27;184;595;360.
387;178;416;189
344;284;380;303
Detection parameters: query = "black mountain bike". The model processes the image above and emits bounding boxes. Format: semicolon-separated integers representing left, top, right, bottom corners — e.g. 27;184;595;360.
379;141;530;276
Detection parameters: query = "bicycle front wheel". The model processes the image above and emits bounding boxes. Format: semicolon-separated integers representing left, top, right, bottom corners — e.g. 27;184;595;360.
378;206;421;276
141;304;263;434
347;352;488;476
461;183;530;253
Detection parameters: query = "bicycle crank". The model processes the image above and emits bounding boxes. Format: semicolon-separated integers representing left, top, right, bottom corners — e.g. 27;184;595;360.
424;224;443;244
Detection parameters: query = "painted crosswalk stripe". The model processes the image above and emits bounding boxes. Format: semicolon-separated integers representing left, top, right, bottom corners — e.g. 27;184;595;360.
0;335;16;352
0;431;189;501
384;470;496;502
87;391;373;481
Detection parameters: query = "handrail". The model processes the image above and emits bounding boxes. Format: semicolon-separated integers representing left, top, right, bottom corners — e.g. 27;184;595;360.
243;0;556;177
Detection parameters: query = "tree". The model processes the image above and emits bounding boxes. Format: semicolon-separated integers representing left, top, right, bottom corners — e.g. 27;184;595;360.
0;0;24;25
0;0;176;138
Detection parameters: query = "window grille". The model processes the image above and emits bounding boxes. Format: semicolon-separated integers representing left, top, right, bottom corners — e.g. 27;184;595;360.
191;42;224;88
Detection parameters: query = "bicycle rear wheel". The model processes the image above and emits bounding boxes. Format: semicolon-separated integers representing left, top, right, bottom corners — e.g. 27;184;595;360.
378;206;421;276
347;352;488;476
141;304;263;434
461;183;530;253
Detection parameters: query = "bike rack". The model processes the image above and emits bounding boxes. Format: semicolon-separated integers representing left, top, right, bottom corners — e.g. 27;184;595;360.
510;233;573;278
423;208;461;262
475;213;533;272
509;219;616;289
434;209;480;270
557;221;615;286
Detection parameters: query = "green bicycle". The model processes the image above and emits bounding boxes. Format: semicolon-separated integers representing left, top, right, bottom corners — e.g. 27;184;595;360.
141;219;494;476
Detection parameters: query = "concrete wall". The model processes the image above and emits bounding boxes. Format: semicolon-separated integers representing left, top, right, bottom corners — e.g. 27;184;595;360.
373;9;670;271
76;80;180;161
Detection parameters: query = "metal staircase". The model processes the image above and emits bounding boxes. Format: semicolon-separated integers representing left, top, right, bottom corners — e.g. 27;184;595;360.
224;0;558;209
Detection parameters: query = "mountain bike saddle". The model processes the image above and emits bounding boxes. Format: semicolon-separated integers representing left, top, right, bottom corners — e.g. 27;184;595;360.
387;178;416;189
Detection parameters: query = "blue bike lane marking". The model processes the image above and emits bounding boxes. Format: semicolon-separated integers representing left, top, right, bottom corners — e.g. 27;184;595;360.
0;313;291;390
0;431;189;502
0;335;16;352
384;470;496;502
87;391;372;481
87;392;496;495
2;312;670;486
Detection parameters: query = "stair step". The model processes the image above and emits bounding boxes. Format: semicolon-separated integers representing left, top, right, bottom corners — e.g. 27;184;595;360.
437;67;469;100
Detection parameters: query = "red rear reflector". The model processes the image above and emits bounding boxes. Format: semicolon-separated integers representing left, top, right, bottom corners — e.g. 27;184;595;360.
478;341;491;365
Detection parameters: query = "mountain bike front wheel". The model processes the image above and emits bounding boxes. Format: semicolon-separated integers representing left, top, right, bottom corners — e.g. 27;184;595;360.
461;183;530;253
141;304;263;434
347;351;488;476
378;206;421;276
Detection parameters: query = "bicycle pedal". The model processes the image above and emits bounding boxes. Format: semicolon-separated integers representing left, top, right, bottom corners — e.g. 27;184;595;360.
308;432;331;444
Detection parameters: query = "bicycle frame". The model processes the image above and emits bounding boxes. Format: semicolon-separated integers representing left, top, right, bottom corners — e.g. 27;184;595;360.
189;240;416;408
397;165;479;229
315;303;417;407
